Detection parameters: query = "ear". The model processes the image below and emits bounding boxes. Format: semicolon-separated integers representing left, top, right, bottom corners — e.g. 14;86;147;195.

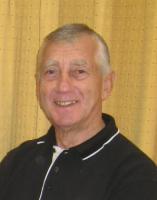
101;71;115;101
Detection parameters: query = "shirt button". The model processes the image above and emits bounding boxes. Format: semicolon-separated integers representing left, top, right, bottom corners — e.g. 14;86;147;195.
64;151;68;155
54;166;59;173
47;185;53;190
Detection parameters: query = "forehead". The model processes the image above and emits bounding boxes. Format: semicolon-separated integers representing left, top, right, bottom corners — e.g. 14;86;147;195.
40;35;98;62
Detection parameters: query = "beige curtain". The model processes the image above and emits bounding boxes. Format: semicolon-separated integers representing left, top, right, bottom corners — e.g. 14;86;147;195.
0;0;157;163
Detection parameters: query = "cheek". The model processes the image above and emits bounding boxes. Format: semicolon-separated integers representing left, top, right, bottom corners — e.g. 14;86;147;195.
39;81;53;96
38;84;52;104
82;82;102;105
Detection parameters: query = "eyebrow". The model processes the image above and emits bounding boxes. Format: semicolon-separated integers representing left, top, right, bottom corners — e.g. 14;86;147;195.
43;59;88;69
44;59;59;68
70;59;88;66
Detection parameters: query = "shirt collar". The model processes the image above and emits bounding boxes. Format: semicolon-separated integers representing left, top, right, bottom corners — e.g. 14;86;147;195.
71;113;119;159
44;113;119;160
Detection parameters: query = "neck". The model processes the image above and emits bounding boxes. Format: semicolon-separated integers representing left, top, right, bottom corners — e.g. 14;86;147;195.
54;118;105;149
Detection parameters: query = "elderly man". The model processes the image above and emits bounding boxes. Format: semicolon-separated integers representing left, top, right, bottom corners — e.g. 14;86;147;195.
0;24;157;200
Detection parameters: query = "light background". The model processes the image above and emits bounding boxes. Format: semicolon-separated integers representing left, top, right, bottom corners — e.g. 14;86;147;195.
0;0;157;163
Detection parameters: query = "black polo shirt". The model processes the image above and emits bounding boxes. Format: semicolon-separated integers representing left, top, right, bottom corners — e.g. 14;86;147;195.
0;114;157;200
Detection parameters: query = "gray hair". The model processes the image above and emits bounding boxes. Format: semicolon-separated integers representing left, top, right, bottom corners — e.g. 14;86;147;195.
36;23;111;77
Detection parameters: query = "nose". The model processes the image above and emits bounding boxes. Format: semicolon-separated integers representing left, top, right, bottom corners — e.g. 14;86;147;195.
56;72;73;92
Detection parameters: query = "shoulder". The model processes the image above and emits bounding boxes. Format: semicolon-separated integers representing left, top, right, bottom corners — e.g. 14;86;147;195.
104;133;157;199
1;134;43;160
0;133;49;198
0;133;48;176
114;133;156;167
105;133;157;176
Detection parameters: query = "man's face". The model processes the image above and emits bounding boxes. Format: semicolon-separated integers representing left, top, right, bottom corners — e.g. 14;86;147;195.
37;35;112;130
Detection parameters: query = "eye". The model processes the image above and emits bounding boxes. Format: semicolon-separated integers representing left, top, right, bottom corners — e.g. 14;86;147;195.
72;68;89;80
41;67;59;80
77;69;87;74
46;69;56;75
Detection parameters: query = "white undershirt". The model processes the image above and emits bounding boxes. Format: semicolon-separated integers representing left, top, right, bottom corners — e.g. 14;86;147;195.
52;145;65;164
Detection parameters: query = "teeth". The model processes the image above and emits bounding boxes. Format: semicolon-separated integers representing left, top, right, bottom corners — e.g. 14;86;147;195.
55;100;77;106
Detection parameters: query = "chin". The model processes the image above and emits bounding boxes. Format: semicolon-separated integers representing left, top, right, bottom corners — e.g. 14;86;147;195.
55;120;76;128
52;117;81;130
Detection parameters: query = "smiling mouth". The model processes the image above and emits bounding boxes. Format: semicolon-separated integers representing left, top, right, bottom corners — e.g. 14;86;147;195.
55;100;78;107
